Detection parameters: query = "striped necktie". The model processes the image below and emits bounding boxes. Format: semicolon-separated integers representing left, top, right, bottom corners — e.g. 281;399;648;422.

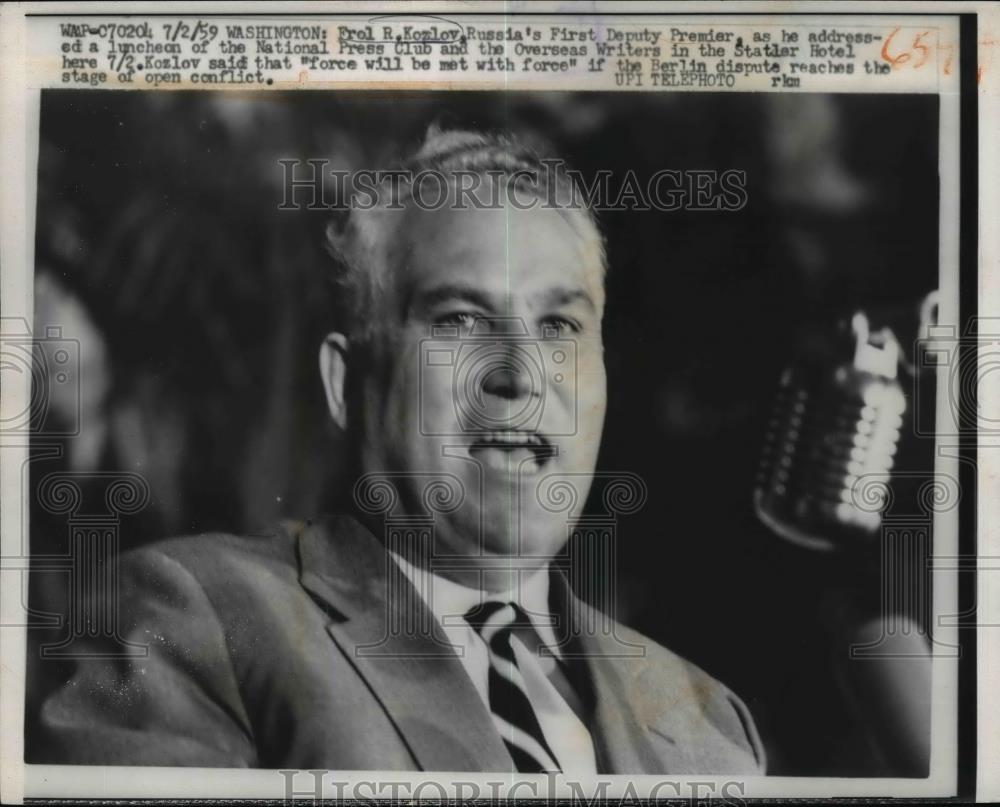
464;601;562;773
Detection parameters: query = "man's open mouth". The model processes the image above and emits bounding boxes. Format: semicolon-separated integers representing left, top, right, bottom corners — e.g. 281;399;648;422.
467;431;555;474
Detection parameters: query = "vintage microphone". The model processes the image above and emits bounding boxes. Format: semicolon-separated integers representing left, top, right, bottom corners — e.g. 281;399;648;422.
754;310;907;552
753;296;937;776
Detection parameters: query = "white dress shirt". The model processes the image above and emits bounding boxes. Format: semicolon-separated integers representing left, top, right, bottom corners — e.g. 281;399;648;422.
389;552;597;774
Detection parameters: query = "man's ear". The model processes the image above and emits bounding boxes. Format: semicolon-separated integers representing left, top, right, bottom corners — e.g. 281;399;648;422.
319;333;350;431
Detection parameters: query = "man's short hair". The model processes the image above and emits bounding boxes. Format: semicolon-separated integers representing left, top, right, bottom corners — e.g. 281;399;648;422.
324;124;607;343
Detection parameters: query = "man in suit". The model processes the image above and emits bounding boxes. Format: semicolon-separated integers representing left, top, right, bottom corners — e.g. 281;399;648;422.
33;127;765;774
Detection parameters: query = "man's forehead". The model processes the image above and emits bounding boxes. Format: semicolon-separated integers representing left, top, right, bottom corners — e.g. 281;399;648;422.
410;279;599;313
386;198;605;303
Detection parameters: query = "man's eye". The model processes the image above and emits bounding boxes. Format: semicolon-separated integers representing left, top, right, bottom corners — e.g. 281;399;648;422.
435;312;477;329
541;316;581;336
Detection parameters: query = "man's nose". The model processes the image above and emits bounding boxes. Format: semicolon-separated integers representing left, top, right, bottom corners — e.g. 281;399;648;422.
481;356;534;400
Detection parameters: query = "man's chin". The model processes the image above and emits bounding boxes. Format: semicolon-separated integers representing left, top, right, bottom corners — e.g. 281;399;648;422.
462;502;571;559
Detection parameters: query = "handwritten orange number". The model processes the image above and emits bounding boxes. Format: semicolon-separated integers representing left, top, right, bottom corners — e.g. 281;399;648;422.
881;27;934;70
881;27;911;68
939;41;955;75
911;31;931;68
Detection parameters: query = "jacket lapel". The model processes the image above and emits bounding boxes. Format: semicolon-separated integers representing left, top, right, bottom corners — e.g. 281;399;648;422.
551;571;691;775
296;516;513;772
296;517;700;774
583;650;692;774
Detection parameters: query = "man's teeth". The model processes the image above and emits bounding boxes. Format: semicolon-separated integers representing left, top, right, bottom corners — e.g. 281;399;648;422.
476;432;543;446
469;432;553;473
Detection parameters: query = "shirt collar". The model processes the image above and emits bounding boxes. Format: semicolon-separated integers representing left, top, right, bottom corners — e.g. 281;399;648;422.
389;551;555;641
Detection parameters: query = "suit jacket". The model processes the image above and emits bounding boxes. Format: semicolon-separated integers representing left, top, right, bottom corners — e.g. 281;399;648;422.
32;515;765;773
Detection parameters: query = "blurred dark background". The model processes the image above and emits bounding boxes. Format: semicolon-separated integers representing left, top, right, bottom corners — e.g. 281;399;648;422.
27;90;939;776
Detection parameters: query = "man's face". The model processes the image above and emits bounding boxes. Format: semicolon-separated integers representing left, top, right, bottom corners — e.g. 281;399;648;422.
352;191;607;567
